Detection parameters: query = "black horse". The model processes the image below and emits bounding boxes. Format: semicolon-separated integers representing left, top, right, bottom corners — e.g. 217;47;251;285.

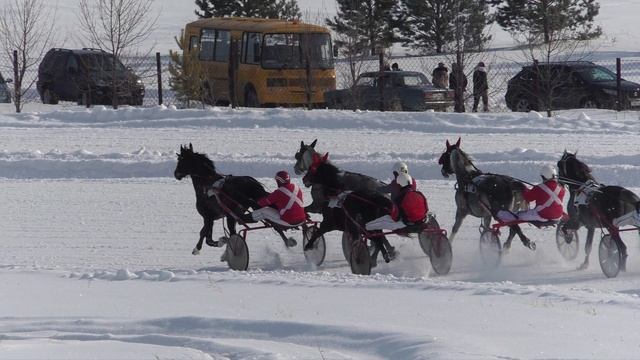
438;138;531;249
558;151;640;271
174;144;291;255
294;139;387;213
302;152;395;266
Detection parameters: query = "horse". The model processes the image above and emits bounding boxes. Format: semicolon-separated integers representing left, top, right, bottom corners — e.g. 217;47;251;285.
302;152;395;266
295;139;397;258
557;150;640;271
174;144;292;255
294;139;387;213
438;138;531;249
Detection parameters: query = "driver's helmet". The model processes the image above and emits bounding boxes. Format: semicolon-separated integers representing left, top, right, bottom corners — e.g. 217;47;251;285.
392;161;409;175
396;173;412;188
540;165;557;181
275;171;290;186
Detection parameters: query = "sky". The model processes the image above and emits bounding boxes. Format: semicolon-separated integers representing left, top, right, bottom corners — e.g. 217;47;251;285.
0;0;638;53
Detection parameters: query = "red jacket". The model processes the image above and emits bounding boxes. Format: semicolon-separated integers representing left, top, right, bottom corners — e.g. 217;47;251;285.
258;183;306;224
389;175;417;199
523;180;565;220
391;189;428;223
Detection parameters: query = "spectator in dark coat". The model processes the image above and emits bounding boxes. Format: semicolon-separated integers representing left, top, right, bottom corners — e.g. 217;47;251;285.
449;63;468;112
432;62;448;88
473;61;489;112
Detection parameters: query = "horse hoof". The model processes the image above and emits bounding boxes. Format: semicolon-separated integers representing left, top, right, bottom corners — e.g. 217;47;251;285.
192;248;200;255
218;236;230;245
206;239;219;247
304;242;315;251
286;237;297;248
527;242;536;251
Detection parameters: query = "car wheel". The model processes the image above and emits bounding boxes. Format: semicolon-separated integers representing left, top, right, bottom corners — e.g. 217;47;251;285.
244;88;259;108
42;89;58;105
581;97;599;109
514;97;532;112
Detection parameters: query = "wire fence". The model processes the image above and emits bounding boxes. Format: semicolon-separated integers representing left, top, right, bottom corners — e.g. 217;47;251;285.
2;48;640;113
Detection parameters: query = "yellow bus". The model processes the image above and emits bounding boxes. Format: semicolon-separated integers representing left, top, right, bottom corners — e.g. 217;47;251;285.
183;17;336;107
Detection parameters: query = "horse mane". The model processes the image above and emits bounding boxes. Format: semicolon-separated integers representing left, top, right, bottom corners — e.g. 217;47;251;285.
315;161;343;190
451;148;480;178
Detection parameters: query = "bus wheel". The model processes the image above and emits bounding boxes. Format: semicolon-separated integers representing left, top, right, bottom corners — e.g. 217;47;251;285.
244;88;259;108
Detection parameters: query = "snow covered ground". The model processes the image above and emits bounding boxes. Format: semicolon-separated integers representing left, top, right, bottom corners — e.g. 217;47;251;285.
1;103;640;359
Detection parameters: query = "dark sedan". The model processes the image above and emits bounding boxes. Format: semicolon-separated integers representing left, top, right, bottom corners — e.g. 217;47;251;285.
325;71;454;111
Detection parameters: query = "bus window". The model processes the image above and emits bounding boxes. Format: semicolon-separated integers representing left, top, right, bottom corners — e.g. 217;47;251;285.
263;33;333;70
214;30;230;62
263;34;302;69
189;36;199;52
243;32;261;64
200;29;215;61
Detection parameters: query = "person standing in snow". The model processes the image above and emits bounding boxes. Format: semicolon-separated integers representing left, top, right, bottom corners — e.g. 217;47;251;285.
449;63;468;112
432;62;449;88
472;61;489;112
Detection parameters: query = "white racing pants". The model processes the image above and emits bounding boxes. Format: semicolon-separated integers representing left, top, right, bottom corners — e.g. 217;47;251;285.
251;207;294;227
365;215;407;231
497;209;549;222
613;210;640;228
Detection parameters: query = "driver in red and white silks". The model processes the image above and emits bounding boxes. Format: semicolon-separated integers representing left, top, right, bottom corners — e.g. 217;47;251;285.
498;165;565;222
251;171;307;226
366;173;428;230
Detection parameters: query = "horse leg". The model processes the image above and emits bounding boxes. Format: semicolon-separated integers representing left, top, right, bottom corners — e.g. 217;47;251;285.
382;237;396;260
611;229;628;272
193;217;214;255
512;224;535;250
578;227;595;270
371;235;389;264
503;227;517;251
303;217;334;251
449;208;468;242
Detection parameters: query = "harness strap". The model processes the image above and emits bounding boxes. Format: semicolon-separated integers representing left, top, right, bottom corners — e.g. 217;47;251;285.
278;184;304;216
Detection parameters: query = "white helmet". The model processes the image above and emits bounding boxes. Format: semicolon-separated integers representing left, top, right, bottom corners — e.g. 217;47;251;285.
393;161;409;175
396;173;413;187
540;164;557;180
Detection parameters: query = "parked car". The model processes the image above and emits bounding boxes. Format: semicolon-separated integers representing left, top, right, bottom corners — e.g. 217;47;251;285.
37;48;145;106
0;71;11;103
506;61;640;112
325;71;454;111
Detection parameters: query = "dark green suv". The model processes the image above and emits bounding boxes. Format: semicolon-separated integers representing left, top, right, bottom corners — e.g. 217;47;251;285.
37;48;145;106
506;61;640;111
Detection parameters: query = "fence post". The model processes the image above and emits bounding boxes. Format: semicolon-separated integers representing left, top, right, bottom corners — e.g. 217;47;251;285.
378;50;384;112
13;50;20;113
156;52;163;106
533;59;540;110
616;58;622;111
454;51;464;113
228;39;238;108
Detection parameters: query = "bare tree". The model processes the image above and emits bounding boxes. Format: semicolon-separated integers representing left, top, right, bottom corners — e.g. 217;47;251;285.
77;0;158;108
0;0;58;113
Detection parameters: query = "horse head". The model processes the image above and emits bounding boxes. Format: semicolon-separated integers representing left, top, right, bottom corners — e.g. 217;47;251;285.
302;152;342;190
174;143;219;181
294;139;318;175
557;150;593;187
438;137;461;178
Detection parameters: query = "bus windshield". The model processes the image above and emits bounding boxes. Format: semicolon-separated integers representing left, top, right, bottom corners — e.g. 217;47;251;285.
262;33;333;70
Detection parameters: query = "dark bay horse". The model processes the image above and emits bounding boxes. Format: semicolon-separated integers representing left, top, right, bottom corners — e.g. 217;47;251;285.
558;151;640;270
294;139;387;213
302;152;395;265
174;144;290;255
438;138;531;249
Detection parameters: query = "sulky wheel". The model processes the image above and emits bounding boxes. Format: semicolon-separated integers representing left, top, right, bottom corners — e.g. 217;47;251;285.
302;225;326;267
225;234;249;271
426;231;452;275
555;221;580;261
419;214;440;256
479;230;502;268
349;233;371;275
598;234;622;278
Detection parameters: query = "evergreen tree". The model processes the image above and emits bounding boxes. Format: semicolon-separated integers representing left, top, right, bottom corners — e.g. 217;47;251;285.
195;0;301;20
489;0;601;43
326;0;398;56
399;0;490;54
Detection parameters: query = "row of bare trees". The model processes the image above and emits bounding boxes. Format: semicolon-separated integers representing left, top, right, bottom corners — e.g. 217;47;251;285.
0;0;158;112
